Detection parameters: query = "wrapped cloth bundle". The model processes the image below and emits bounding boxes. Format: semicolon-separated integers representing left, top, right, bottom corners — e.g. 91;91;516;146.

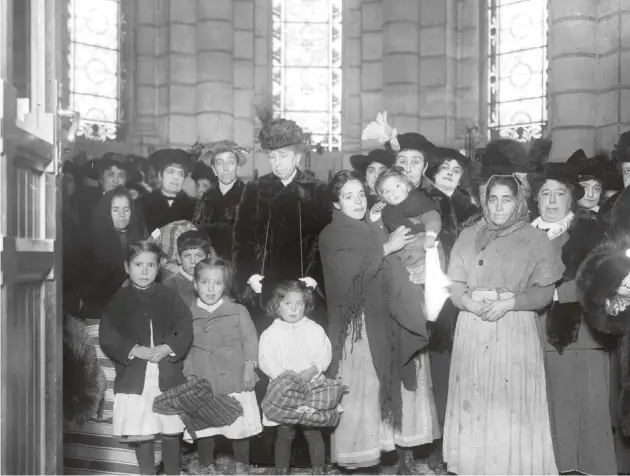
153;376;243;439
262;374;346;428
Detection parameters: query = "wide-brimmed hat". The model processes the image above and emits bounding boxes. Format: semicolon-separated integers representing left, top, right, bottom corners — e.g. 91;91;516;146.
568;149;624;191
427;147;471;187
528;159;585;200
350;149;395;177
200;140;248;166
386;132;435;157
148;148;193;174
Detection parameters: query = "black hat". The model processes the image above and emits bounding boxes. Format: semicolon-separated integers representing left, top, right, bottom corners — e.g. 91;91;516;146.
528;160;585;200
427;147;471;186
191;160;217;182
350;149;395;177
614;131;630;164
148;148;193;174
386;132;435;156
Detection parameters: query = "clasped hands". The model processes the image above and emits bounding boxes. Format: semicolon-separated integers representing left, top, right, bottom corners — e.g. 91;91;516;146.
462;293;515;322
278;365;318;383
247;274;318;294
130;344;173;363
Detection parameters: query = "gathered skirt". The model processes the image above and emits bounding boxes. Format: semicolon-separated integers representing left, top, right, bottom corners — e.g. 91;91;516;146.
331;316;440;469
183;390;262;442
443;309;557;475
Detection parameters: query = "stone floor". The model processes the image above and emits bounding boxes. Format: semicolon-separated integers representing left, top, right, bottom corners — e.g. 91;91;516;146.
180;452;441;475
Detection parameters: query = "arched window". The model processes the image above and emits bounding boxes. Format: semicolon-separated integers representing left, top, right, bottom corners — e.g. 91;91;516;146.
67;0;123;141
271;0;342;151
488;0;548;142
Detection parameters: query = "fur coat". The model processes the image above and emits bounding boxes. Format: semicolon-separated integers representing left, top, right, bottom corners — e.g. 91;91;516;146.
578;238;630;435
232;170;332;308
545;211;608;353
140;189;197;234
192;179;245;260
63;315;106;428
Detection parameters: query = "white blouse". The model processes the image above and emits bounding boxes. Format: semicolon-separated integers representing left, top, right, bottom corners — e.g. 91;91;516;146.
258;317;332;381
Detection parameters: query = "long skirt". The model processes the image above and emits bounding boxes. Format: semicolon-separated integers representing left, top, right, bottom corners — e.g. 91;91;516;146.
546;349;617;474
63;320;162;474
331;316;440;469
443;310;557;475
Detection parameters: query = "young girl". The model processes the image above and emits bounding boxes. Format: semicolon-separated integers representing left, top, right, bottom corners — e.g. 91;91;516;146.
258;280;332;475
99;240;193;475
183;258;262;475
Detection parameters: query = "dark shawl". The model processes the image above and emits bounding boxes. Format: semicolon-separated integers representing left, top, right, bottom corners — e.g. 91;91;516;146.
79;187;146;319
319;210;429;429
381;188;439;234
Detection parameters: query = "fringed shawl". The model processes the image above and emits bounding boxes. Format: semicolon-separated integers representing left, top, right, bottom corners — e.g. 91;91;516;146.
319;210;429;429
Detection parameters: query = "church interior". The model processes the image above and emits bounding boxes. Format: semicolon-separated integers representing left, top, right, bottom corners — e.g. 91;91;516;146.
1;0;629;474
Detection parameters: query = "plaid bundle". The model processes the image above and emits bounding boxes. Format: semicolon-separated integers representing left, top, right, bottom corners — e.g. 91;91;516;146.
153;376;243;439
262;374;346;427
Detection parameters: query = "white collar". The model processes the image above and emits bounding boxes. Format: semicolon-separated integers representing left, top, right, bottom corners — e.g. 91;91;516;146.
273;316;309;329
280;169;298;186
179;267;193;282
531;211;575;240
218;179;237;195
435;185;455;197
590;205;600;213
197;297;223;313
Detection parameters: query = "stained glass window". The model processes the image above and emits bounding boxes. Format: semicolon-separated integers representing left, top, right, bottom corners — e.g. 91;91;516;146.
488;0;548;142
272;0;342;151
68;0;122;141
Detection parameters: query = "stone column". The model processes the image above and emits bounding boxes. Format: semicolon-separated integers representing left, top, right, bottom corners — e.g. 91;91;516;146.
341;0;363;167
360;0;384;149
418;0;458;145
382;0;420;134
548;0;598;160
196;0;234;142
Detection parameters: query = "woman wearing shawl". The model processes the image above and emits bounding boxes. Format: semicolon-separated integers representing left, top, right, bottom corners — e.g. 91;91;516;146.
79;187;146;320
319;170;435;474
444;174;563;475
529;160;615;475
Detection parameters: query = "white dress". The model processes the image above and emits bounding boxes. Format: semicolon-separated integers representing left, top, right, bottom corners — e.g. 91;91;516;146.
112;321;185;438
258;317;333;427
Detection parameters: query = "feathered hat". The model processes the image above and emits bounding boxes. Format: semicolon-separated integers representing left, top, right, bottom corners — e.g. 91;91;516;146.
255;98;304;151
200;140;249;166
613;131;630;164
361;111;436;157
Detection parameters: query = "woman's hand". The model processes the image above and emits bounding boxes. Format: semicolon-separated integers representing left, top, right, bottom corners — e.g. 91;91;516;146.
481;298;515;322
461;293;489;316
149;344;173;363
383;226;415;255
423;234;437;250
369;202;385;223
242;362;257;391
130;345;153;360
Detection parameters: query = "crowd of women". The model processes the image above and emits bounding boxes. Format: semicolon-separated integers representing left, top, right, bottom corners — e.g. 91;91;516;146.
61;110;630;476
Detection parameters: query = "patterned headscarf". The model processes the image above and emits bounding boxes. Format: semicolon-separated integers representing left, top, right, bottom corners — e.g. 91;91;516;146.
475;174;530;253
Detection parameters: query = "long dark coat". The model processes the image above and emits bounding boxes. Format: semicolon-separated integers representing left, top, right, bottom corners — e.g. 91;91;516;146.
192;179;245;260
232;169;331;319
99;283;193;394
140;190;197;233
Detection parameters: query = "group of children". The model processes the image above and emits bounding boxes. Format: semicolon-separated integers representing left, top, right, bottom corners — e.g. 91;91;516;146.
99;231;333;475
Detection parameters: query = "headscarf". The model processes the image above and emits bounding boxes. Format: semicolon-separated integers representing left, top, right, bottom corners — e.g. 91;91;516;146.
474;175;530;253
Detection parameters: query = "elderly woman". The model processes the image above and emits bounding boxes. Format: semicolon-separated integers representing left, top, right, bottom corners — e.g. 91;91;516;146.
349;149;394;208
444;173;562;475
529;161;616;474
79;187;146;320
320;170;436;474
192;140;247;260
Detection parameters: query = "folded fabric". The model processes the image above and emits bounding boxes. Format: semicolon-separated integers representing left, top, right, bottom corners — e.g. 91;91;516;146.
153;376;243;439
425;246;451;322
262;374;346;427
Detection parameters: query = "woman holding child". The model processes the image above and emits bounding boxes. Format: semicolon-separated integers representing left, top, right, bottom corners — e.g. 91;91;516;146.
319;170;437;474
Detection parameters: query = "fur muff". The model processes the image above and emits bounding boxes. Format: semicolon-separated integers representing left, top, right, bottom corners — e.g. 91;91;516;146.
546;212;607;353
63;315;106;428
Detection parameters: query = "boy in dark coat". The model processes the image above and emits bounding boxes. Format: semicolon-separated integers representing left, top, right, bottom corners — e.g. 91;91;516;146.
140;149;197;234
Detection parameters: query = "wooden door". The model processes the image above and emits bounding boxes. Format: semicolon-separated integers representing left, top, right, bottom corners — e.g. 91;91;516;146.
0;0;63;473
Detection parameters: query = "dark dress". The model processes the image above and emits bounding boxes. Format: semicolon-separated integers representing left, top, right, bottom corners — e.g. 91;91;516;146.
140;190;197;234
192;179;245;260
79;188;146;320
